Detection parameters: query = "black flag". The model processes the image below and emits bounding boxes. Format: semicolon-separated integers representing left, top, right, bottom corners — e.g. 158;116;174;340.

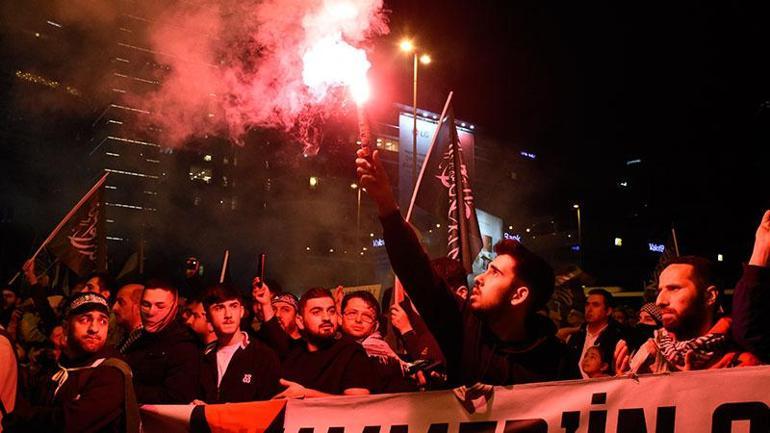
408;93;483;273
46;174;107;276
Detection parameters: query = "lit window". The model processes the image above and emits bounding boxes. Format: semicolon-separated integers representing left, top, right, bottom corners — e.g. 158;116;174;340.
189;165;213;184
204;154;212;162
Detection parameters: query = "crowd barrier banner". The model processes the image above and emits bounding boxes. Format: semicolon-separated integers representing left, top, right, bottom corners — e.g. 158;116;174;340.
141;366;770;433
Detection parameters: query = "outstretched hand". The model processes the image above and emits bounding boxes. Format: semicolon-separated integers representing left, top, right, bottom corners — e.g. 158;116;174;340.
272;378;307;399
749;210;770;267
355;149;398;217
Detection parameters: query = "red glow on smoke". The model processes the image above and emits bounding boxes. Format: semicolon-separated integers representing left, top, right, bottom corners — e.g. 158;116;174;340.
137;0;387;155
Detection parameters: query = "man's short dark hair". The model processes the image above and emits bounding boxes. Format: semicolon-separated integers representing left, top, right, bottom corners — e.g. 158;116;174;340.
341;291;381;317
143;279;179;296
587;288;615;309
202;285;242;310
494;239;554;313
298;287;334;314
660;256;719;290
85;272;113;295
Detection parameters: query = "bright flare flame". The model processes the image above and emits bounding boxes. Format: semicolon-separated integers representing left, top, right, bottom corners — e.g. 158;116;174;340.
302;33;371;104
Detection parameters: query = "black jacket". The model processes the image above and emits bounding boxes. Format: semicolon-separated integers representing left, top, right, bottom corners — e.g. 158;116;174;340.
565;319;625;375
3;348;129;433
199;334;282;403
381;211;578;386
731;264;770;363
124;320;201;404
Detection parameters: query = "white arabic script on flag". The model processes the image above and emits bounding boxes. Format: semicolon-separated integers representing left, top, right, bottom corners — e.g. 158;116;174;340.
435;143;474;260
67;202;100;261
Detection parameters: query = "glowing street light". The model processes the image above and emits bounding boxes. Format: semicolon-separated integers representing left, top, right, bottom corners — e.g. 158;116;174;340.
400;37;431;192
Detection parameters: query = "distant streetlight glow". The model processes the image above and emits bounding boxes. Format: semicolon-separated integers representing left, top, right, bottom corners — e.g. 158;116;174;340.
350;183;358;189
614;237;623;247
309;176;318;188
419;54;431;64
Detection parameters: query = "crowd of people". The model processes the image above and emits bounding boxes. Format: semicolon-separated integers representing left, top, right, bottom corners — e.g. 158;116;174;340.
0;149;768;433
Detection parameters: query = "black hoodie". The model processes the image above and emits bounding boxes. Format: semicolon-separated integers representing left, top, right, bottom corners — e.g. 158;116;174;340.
123;320;201;404
380;211;579;386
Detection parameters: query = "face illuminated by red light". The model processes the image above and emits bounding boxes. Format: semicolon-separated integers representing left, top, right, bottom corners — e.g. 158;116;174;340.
297;296;338;340
342;297;377;339
184;301;213;339
656;264;714;337
274;301;298;335
581;346;608;377
584;294;611;325
68;311;109;354
207;299;244;337
471;255;518;313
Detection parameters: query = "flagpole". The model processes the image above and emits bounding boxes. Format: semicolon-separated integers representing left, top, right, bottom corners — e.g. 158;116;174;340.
671;226;680;257
405;91;454;222
7;172;109;285
219;249;230;284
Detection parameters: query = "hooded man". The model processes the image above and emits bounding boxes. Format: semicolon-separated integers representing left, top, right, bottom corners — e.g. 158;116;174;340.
123;280;200;404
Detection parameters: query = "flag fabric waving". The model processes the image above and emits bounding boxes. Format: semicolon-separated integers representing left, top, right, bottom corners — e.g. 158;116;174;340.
407;92;482;273
45;173;108;276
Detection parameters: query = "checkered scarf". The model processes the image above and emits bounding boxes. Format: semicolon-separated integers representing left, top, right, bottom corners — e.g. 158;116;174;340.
655;327;728;370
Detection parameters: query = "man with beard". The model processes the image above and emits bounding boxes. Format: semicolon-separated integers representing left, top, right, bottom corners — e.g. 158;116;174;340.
183;298;217;351
112;284;144;354
195;285;281;403
1;292;139;433
124;280;200;404
275;288;374;398
252;282;303;353
616;257;761;373
356;149;577;386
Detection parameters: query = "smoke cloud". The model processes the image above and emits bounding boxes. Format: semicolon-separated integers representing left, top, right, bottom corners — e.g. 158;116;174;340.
136;0;389;154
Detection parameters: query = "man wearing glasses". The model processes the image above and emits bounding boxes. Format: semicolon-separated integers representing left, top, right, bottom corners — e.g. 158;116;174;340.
340;291;416;392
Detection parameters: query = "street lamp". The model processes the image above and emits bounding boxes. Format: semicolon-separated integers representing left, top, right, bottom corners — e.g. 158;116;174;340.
400;38;431;192
573;204;582;264
572;204;582;246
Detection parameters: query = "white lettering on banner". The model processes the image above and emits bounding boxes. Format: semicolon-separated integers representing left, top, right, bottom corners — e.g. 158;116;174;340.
283;367;770;433
139;367;770;433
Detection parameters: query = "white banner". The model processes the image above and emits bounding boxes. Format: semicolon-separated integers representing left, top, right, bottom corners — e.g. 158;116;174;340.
284;367;770;433
142;367;770;433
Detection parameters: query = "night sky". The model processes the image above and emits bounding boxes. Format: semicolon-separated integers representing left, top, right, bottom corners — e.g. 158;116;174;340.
374;1;770;273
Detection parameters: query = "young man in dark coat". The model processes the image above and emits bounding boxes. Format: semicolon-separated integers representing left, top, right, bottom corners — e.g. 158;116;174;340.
123;280;200;404
2;292;139;433
196;285;281;403
356;149;578;386
274;288;376;398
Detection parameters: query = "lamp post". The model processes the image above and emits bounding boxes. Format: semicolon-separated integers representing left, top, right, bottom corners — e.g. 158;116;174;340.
400;39;431;191
573;204;582;265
